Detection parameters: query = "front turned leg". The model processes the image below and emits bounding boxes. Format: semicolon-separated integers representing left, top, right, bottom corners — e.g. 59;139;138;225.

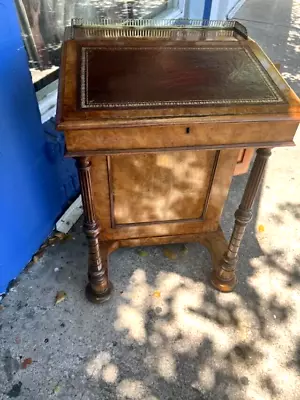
211;148;271;292
77;157;112;303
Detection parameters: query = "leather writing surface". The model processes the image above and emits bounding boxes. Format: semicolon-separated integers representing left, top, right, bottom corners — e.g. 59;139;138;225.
80;45;285;109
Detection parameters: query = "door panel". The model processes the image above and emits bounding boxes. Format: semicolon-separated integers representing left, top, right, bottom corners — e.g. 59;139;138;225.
90;149;240;240
110;151;217;225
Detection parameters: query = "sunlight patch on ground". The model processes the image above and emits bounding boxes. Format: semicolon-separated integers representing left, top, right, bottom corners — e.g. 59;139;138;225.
82;257;300;399
117;379;157;400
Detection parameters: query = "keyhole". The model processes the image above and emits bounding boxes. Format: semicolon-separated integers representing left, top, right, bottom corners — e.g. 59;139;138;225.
186;127;190;134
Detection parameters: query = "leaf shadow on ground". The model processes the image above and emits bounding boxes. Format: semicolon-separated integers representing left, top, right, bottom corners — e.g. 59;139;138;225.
79;172;300;400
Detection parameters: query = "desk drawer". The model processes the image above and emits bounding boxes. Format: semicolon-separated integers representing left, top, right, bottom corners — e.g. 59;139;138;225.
65;121;296;154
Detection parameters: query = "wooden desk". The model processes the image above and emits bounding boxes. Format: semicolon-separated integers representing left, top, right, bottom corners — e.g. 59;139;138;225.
57;19;300;303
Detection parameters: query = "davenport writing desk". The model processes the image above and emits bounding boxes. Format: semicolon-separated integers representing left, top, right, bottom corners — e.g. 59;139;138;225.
56;19;300;303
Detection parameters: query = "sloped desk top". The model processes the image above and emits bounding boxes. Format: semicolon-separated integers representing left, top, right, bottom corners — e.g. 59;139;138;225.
81;45;283;108
57;19;300;131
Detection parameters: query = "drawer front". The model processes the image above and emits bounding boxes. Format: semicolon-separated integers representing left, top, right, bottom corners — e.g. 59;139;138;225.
234;148;255;176
65;121;296;153
89;149;240;241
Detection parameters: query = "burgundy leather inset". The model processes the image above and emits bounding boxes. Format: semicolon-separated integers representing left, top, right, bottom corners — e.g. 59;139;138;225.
80;46;284;109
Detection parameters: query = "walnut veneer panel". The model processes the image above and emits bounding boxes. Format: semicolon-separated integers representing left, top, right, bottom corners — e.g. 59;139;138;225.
110;151;216;224
90;149;239;241
89;156;112;229
65;121;297;153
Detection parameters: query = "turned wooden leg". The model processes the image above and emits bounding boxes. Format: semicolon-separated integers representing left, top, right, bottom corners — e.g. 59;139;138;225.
77;157;113;304
211;148;271;292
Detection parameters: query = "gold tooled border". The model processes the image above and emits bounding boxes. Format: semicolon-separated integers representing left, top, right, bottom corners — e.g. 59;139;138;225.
80;46;285;109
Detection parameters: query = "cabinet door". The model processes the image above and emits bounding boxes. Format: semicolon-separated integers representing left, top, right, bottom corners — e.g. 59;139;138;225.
111;151;216;225
90;149;239;241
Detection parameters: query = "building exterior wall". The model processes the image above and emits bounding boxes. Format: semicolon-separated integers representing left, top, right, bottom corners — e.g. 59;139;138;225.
188;0;241;20
186;0;205;19
210;0;241;20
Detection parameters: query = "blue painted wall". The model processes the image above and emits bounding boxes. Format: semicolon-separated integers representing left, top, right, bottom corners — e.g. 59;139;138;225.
0;0;79;294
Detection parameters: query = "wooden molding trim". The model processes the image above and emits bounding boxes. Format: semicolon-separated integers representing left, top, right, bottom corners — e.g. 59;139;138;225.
66;140;294;157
